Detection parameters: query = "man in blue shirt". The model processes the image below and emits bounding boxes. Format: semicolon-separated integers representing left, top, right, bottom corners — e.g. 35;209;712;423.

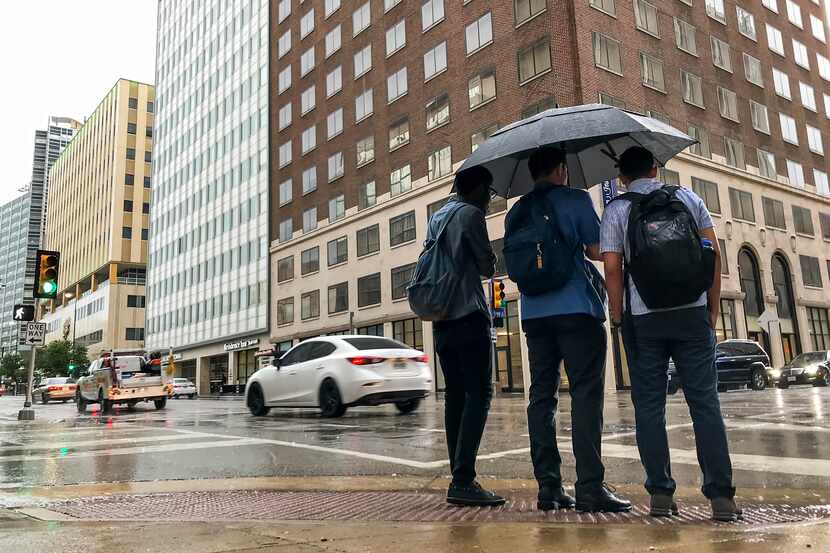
601;146;738;522
511;146;631;513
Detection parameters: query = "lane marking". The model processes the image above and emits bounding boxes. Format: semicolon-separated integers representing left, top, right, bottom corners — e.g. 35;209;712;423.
0;433;214;453
0;425;155;437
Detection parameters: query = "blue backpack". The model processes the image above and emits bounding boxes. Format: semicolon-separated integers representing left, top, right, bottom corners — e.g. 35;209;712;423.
503;188;575;296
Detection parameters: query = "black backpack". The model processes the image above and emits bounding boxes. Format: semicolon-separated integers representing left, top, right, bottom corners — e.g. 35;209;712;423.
503;188;575;296
617;186;715;310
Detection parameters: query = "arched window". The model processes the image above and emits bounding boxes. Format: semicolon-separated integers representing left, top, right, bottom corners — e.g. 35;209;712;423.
771;254;801;362
738;249;763;317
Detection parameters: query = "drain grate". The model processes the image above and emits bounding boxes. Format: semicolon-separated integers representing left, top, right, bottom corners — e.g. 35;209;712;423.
43;491;830;525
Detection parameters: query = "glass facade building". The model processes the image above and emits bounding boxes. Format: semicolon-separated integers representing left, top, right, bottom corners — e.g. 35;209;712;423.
0;195;30;356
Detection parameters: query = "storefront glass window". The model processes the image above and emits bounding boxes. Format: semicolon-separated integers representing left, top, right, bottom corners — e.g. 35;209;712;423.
393;318;423;350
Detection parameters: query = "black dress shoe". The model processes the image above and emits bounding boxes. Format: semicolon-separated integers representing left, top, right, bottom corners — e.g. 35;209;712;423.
576;484;633;513
447;481;506;507
537;485;575;511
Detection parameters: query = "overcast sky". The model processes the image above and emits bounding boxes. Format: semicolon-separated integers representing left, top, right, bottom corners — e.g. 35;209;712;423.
0;1;157;205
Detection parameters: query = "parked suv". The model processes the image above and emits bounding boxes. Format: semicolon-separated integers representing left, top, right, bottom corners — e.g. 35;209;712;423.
668;339;771;394
778;351;830;388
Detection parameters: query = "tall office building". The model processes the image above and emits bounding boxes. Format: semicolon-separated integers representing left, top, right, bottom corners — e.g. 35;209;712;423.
268;0;830;392
40;79;155;358
146;0;270;393
0;194;30;356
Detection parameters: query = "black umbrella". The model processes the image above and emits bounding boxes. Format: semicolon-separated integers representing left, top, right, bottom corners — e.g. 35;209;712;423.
456;103;697;198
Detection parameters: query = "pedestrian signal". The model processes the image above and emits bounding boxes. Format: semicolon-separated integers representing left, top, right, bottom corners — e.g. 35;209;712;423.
34;250;60;299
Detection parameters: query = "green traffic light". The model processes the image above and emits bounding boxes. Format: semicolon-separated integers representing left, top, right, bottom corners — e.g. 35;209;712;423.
42;281;57;294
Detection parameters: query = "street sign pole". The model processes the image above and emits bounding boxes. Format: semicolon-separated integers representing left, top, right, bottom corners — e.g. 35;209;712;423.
18;347;36;421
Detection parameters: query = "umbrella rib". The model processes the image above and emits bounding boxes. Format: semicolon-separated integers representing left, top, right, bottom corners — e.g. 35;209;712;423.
505;156;522;198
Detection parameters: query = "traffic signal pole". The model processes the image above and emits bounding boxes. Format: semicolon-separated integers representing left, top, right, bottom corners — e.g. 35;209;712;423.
17;347;36;421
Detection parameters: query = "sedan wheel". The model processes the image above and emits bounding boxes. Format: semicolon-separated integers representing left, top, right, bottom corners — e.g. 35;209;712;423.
41;393;49;404
76;390;87;413
395;399;421;414
319;380;346;418
751;368;767;391
247;385;270;417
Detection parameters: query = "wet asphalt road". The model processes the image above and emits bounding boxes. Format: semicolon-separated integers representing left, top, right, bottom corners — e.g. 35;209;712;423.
1;385;830;496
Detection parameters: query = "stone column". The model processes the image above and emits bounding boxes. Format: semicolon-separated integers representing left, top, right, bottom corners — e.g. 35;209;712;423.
227;350;236;385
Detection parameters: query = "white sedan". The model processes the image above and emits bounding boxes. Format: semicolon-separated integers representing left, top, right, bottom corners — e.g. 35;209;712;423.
171;378;198;399
245;336;433;417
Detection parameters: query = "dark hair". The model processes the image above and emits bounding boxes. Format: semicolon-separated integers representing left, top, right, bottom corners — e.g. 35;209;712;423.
528;146;567;180
618;146;656;180
455;165;493;196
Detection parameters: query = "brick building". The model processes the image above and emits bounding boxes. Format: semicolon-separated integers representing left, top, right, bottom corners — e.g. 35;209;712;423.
269;0;830;391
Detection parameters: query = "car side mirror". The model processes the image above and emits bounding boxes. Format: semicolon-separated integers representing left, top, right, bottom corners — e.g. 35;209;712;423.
271;355;282;370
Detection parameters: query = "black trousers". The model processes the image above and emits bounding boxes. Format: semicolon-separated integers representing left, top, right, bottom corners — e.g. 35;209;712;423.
435;312;493;485
523;314;607;495
623;306;735;499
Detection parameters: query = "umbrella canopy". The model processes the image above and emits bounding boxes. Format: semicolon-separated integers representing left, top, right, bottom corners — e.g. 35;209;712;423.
456;103;697;198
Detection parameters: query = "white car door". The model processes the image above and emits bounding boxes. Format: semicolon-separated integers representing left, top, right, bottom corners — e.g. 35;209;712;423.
295;342;337;405
264;342;316;405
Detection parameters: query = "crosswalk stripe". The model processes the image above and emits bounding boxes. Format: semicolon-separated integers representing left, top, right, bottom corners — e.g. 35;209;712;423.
0;433;207;453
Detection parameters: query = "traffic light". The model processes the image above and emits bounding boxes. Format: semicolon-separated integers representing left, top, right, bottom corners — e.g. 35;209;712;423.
491;279;506;310
34;250;60;299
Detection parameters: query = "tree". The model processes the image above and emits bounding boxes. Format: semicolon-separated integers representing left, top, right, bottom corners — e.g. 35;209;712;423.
0;352;25;383
37;340;89;378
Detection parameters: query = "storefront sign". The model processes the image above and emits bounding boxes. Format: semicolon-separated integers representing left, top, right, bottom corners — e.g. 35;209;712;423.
223;338;259;352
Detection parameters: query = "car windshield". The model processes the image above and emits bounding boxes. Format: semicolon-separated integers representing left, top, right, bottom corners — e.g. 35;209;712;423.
791;352;827;367
45;378;69;385
343;337;411;351
173;378;188;383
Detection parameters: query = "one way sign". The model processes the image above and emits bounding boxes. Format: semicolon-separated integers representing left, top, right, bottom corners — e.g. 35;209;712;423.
18;322;46;346
12;304;35;322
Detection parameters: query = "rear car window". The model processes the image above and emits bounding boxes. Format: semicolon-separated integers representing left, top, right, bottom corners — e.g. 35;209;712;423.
343;337;410;350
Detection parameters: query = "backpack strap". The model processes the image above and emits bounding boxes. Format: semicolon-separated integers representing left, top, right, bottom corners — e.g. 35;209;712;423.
423;202;465;272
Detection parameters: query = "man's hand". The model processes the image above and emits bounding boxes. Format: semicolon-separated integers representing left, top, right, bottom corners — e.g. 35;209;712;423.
709;305;719;328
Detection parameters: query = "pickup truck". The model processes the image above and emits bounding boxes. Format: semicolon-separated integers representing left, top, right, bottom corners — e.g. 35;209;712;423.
76;353;173;413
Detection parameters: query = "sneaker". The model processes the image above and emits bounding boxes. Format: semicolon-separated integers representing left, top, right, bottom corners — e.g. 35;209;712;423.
537;485;575;511
710;497;742;522
649;494;679;517
447;481;506;507
576;483;633;513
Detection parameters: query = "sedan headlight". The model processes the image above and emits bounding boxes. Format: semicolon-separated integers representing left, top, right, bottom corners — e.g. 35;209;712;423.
806;365;819;375
767;368;781;379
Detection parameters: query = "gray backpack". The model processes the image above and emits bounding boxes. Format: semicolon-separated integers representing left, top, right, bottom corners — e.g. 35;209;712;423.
407;203;464;321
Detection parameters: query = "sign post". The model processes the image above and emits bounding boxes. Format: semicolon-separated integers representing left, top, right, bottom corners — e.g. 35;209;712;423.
17;322;45;421
17;347;37;421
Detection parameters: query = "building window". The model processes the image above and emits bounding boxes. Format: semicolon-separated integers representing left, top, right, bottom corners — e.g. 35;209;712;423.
416;0;445;31
126;148;136;160
659;168;680;186
358;324;384;336
750;101;770;134
688;125;712;158
640;53;665;92
301;247;320;276
766;24;784;55
800;256;822;287
736;6;756;39
277;298;294;325
391;264;417;300
793;205;814;235
426;94;450;130
354;44;372;78
518;39;552;83
729;187;755;222
325;0;341;17
468;70;496;109
427;199;449;223
589;0;615;14
786;0;803;27
386;20;406;56
393;318;423;350
717;87;739;121
601;92;628;108
490;238;507;276
301;290;321;320
279;219;293;242
779;113;798;145
278;30;291;58
762;197;787;229
301;85;316;115
128;97;138;109
125;328;145;341
757;149;776;179
279;103;292;130
391;164;413;196
328;152;344;181
127;295;146;308
141;228;149;241
328;283;349;314
326;66;343;98
122;226;132;239
143;176;151;188
716;299;738;341
357;224;380;257
762;0;778;12
723;137;745;169
355;89;374;122
327;108;344;140
390;211;417;246
792;39;810;69
674;18;697;55
278;66;292;94
389;118;410;150
302;167;317;194
691;177;721;214
634;0;659;35
466;12;493;54
279;0;291;21
301;125;317;154
125;174;134;185
142;202;150;214
807;125;824;155
359;181;377;210
424;41;448;80
352;1;371;36
592;32;622;74
428;146;452;181
705;0;726;22
471;124;499;153
815;169;830;196
357;135;375;166
522;97;556;118
145;126;153;138
277;256;294;283
303;207;318;233
144;151;152;163
811;14;827;43
127;122;137;135
358;273;382;307
681;71;704;108
325;25;342;58
710;36;732;72
807;307;830;350
329;194;346;222
743;54;763;87
279;141;292;167
387;67;408;103
820;212;830;240
328;236;348;266
300;9;315;38
801;82;817;112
